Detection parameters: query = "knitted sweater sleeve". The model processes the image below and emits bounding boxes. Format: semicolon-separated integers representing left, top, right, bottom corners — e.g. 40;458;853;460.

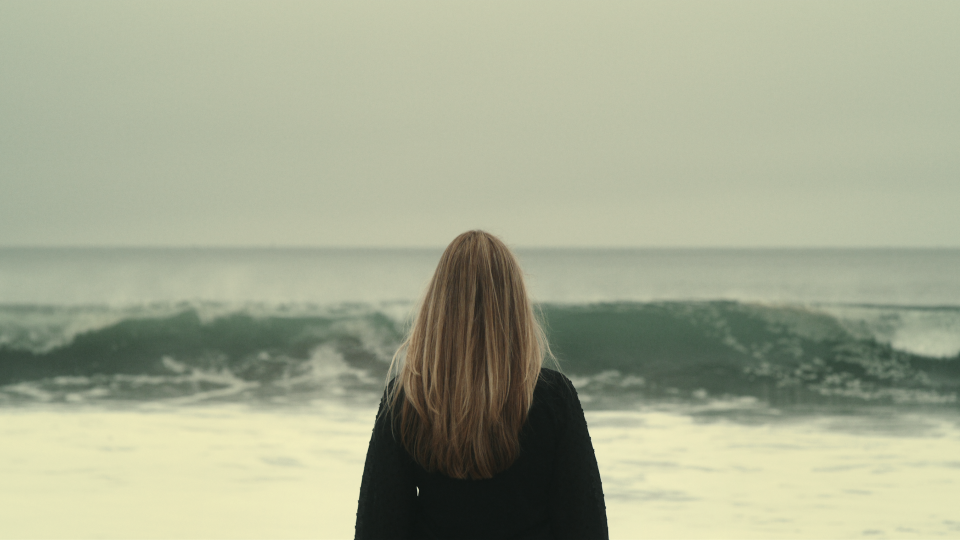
548;375;609;540
355;392;417;540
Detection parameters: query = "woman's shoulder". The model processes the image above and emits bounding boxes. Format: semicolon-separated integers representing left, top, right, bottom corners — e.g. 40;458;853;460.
538;367;574;390
535;368;581;409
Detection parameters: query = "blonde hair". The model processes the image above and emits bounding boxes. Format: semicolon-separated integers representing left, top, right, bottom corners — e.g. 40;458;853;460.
385;230;548;480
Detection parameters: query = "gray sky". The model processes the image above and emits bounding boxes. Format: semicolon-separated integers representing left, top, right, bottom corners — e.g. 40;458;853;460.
1;1;958;247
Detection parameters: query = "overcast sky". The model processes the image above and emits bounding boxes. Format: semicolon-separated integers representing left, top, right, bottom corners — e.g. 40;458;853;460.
1;1;958;247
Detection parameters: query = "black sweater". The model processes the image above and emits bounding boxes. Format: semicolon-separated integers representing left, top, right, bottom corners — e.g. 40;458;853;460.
355;368;608;540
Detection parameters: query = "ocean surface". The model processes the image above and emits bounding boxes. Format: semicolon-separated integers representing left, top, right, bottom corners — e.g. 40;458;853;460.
2;247;959;538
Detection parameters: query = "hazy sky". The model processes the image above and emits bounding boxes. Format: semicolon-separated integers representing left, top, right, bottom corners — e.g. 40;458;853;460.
2;1;958;247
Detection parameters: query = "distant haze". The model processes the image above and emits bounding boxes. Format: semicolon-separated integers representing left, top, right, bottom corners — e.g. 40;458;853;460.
1;1;957;247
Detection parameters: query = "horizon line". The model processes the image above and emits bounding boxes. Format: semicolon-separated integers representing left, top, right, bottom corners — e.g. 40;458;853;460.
1;244;958;250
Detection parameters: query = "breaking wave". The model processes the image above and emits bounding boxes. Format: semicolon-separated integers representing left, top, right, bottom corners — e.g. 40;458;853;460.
1;301;958;408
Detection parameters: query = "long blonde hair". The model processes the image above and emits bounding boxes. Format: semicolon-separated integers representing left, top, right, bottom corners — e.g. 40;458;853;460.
385;230;548;480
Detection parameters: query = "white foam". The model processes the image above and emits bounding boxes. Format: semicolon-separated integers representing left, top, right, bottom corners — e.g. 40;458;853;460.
2;383;53;402
823;305;960;358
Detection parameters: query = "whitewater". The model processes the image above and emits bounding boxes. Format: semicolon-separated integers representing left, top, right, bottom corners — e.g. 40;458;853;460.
1;248;959;538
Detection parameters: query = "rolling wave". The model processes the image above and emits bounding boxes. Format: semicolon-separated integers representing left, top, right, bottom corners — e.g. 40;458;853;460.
541;302;960;407
1;302;957;407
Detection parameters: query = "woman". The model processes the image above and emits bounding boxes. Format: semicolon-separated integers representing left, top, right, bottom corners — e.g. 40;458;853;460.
355;231;607;540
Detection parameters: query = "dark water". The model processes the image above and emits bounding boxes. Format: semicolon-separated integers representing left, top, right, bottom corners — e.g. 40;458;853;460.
1;301;957;408
1;248;958;408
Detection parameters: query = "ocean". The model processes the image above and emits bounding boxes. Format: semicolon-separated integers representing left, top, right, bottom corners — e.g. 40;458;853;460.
2;247;959;538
